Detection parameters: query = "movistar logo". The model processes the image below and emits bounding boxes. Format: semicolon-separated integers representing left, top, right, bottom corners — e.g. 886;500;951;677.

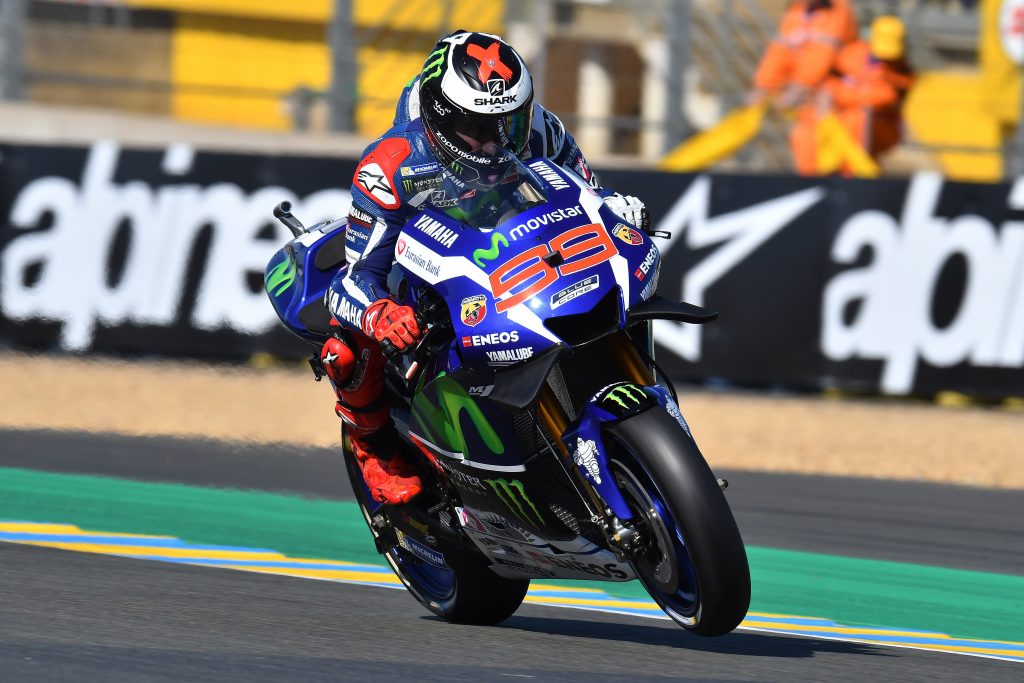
265;257;296;297
602;383;646;409
486;478;544;526
421;45;449;85
472;232;508;267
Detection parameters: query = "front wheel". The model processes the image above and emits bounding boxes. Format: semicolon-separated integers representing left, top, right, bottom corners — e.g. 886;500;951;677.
342;430;529;625
607;407;751;636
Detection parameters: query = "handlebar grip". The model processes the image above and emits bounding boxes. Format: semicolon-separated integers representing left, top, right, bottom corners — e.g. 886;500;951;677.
274;201;306;238
379;338;401;362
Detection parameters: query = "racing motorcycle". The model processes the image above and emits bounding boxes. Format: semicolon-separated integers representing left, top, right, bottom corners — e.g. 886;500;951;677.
264;154;750;636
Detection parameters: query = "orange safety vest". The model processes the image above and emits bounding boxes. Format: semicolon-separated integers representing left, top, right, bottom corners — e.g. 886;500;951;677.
825;41;914;157
754;0;859;90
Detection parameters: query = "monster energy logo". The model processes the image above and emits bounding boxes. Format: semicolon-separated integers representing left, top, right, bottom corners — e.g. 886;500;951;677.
602;383;646;410
472;232;509;267
264;257;295;297
486;478;544;526
421;45;449;85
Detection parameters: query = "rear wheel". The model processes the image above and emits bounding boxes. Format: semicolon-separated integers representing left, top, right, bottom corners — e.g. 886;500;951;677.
342;429;529;625
608;408;751;636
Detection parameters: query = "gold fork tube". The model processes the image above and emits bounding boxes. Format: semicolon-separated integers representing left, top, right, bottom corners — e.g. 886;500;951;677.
606;332;655;386
537;386;570;457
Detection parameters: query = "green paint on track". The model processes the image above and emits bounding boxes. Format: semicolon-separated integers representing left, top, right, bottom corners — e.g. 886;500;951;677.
0;467;381;568
2;466;1022;643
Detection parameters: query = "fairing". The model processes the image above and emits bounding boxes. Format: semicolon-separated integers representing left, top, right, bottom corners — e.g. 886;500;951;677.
264;159;690;583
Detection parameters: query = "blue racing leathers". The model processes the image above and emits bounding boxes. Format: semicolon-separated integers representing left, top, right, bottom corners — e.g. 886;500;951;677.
325;78;603;337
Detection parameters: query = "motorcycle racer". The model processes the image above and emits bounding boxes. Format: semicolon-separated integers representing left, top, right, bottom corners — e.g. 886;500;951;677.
320;30;652;505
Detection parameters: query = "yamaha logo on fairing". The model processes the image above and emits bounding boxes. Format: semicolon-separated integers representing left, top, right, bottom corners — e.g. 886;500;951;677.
413;214;458;248
527;161;571;190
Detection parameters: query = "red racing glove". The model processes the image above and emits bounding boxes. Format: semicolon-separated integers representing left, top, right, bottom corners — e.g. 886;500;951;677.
363;299;422;351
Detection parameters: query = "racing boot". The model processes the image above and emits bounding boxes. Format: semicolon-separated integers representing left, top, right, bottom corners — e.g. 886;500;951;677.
320;333;422;504
349;426;423;505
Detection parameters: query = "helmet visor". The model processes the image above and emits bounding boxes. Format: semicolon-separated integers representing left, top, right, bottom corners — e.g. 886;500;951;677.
448;108;533;159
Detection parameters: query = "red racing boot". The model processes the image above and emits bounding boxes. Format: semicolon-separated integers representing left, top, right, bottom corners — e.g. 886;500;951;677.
320;333;422;504
349;427;423;505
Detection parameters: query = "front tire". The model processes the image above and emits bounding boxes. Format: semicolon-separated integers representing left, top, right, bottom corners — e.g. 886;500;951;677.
342;430;529;625
608;407;751;636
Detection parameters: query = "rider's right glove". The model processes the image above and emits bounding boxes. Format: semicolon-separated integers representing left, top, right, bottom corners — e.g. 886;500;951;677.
363;299;422;351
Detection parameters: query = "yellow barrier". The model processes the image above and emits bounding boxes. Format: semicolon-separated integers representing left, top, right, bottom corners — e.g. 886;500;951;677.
658;104;880;178
133;0;504;133
171;14;330;130
816;113;881;178
127;0;332;23
903;72;1003;182
658;104;766;172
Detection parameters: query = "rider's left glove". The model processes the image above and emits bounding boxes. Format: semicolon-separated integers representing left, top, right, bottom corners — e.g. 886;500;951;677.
603;194;651;234
363;299;422;351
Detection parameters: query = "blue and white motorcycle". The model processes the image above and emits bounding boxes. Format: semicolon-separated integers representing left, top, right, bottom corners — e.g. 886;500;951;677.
265;154;750;636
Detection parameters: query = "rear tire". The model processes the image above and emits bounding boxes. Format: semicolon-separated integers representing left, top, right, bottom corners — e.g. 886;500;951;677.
342;428;529;625
608;407;751;636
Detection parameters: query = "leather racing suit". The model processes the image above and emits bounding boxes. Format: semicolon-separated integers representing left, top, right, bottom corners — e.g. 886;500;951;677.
320;78;616;504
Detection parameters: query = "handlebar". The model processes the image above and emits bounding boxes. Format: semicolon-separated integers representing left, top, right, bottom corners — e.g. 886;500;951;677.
379;312;433;382
274;201;306;238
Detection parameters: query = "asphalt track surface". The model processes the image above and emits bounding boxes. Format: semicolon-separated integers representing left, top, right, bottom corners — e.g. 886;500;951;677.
3;543;1021;683
2;429;1022;681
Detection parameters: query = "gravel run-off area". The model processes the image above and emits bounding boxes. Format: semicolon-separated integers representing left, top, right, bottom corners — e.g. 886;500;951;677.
2;353;1021;489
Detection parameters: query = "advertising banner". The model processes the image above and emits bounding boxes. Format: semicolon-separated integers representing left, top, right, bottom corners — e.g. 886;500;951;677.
0;142;353;359
2;142;1022;398
599;168;1024;398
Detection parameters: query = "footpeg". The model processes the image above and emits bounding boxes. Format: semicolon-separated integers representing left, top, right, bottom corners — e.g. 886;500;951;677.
308;354;326;382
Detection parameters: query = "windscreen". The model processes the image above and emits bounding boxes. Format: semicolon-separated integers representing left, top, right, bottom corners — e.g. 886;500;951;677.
438;153;549;231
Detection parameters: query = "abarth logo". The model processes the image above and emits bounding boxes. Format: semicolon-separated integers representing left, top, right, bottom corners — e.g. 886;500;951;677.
612;223;643;246
460;295;487;327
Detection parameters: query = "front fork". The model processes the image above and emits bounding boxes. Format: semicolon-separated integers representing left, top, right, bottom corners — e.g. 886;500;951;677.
536;332;655;442
535;332;659;559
